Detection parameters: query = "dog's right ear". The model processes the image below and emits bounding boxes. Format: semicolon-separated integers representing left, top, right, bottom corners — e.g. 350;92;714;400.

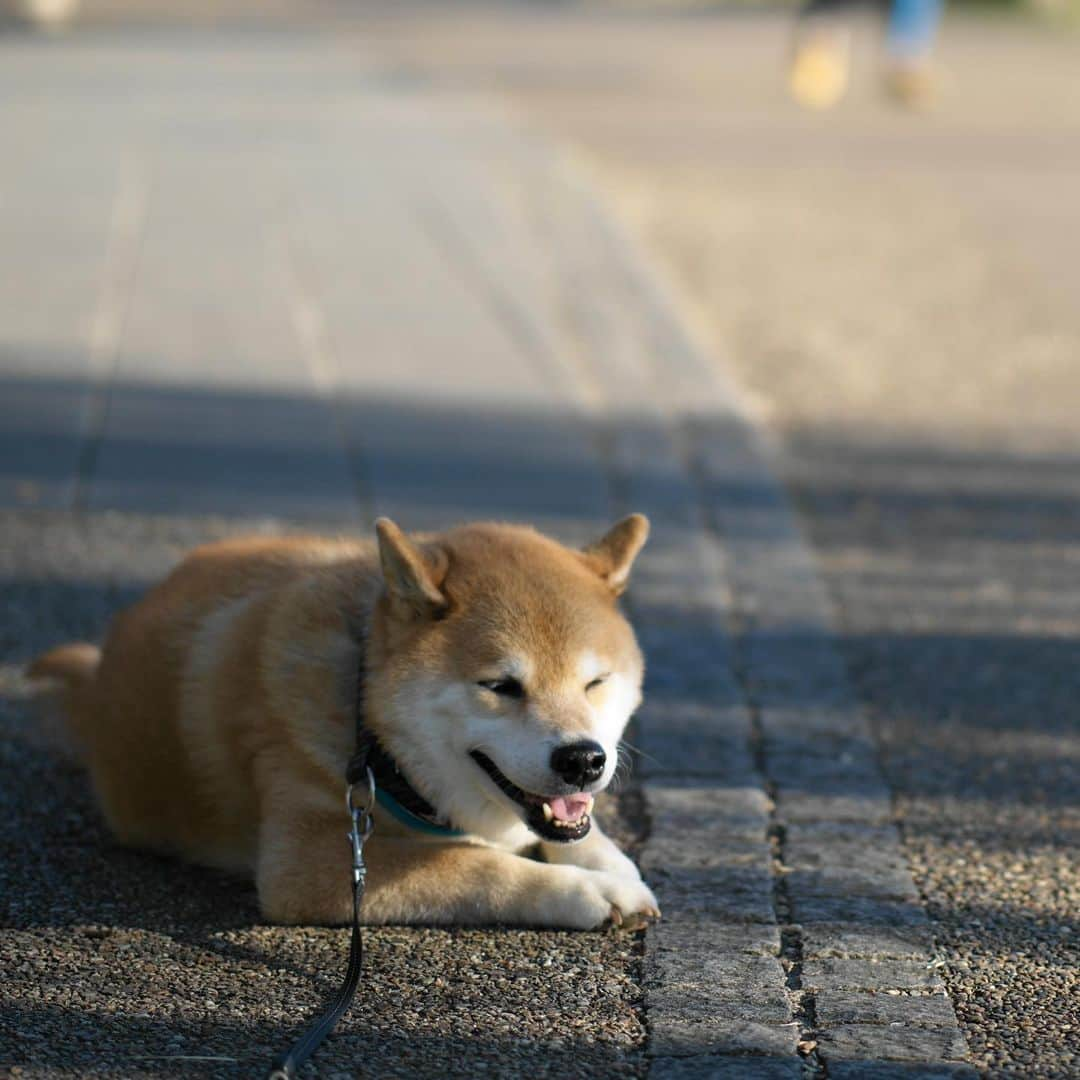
582;513;650;596
375;518;448;618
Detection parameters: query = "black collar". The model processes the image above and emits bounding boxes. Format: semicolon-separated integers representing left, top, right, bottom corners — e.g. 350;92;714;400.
345;642;465;838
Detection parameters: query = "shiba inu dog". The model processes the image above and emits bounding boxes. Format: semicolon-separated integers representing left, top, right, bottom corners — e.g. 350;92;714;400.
30;516;660;930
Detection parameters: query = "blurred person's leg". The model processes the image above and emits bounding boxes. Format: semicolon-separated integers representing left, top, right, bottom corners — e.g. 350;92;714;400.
790;0;943;110
2;0;80;30
789;0;861;110
883;0;943;106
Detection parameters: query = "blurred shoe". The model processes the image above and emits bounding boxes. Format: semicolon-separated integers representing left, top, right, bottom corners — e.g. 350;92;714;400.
789;28;852;111
5;0;80;29
882;59;937;109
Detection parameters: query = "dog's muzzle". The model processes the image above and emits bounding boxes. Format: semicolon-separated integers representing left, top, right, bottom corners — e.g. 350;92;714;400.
469;750;594;843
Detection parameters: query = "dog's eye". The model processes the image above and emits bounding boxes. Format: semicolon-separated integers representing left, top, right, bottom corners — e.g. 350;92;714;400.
585;675;608;692
478;678;524;699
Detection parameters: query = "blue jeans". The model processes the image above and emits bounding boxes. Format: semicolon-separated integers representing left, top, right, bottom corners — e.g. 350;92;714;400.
886;0;943;58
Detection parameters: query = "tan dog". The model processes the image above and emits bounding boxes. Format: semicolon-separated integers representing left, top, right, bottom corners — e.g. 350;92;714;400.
30;516;660;929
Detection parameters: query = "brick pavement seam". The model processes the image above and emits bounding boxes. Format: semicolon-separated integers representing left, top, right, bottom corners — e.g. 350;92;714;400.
397;144;656;1074
542;151;978;1075
754;702;827;1078
510;149;800;1070
410;113;794;1069
339;89;976;1071
72;159;149;513
278;207;375;527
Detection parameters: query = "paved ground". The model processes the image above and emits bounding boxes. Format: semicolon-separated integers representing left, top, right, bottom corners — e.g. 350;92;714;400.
0;5;1075;1080
347;6;1080;1077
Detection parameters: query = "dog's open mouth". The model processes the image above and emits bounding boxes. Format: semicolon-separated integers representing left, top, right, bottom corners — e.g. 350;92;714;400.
469;750;593;843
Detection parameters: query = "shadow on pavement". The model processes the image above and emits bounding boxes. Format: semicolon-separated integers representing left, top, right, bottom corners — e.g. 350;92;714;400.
3;373;1078;1075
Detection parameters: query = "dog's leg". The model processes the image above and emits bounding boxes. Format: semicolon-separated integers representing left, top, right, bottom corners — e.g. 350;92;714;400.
539;821;646;885
256;805;356;925
359;836;659;929
256;809;657;928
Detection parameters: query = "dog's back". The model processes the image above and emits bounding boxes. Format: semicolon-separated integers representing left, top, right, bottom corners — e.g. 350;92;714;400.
30;535;371;869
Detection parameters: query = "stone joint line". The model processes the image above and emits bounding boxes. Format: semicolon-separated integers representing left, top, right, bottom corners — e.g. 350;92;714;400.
531;144;978;1075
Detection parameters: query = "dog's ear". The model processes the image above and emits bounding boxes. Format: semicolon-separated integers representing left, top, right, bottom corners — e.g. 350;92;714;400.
582;513;649;596
375;518;448;617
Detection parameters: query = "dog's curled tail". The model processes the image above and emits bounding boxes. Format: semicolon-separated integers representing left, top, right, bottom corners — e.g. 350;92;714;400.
28;642;102;688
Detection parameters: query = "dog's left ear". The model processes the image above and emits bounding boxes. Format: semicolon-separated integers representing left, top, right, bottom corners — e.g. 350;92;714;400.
376;518;449;618
582;513;650;596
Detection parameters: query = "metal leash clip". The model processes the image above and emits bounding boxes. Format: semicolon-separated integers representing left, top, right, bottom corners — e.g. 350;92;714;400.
346;766;376;889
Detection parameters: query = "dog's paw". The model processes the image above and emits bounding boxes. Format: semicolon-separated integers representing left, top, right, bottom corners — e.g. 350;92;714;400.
546;866;660;931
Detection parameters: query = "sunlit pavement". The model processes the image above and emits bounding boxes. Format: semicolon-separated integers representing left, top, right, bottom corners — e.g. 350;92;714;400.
2;5;1077;1078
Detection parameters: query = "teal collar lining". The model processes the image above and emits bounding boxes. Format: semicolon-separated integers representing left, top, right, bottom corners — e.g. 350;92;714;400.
374;786;468;838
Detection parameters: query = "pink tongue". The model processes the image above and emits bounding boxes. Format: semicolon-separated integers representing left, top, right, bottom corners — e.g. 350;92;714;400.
547;793;592;823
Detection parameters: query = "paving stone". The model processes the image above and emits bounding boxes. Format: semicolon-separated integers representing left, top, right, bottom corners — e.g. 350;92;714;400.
642;784;772;876
801;923;935;961
827;1063;979;1079
643;667;744;703
636;709;755;781
85;153;362;521
613;461;701;534
743;641;852;710
629;532;718;579
650;1056;804;1080
643;673;745;708
802;959;945;993
647;984;792;1025
651;865;777;925
646;947;789;1007
766;744;885;791
636;624;739;684
791;896;930;930
650;921;782;959
775;787;894;826
631;582;731;626
647;785;772;831
817;1024;969;1064
0;153;120;511
650;1018;800;1058
640;831;770;874
0;376;90;511
757;703;876;741
763;731;877;759
815;990;960;1027
784;822;909;873
90;382;361;521
784;867;920;903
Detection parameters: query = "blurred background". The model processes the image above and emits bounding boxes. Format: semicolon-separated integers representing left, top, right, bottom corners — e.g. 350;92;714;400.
1;1;1077;1077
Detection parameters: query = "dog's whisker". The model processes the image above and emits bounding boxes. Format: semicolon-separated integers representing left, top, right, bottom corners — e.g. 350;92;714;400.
618;738;665;767
608;750;634;792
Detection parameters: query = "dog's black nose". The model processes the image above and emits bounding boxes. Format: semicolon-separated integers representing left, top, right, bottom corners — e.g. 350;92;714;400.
550;741;607;787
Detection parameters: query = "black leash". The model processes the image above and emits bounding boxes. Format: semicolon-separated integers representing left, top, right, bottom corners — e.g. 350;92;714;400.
266;650;377;1080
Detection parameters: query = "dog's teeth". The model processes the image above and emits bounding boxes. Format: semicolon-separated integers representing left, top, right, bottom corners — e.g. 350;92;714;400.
542;803;554;822
584;795;595;815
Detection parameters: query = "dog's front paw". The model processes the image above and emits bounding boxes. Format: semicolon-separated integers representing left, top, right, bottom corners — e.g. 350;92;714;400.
547;866;660;931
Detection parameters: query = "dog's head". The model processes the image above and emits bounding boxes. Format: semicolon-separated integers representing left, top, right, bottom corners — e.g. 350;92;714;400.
367;515;649;845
